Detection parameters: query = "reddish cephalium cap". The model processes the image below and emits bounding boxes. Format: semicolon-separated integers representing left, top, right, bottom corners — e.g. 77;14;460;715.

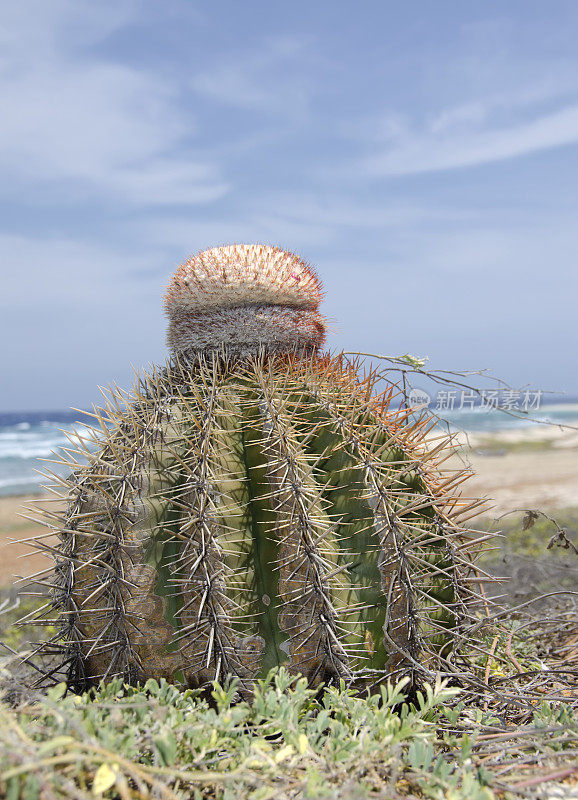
164;244;326;356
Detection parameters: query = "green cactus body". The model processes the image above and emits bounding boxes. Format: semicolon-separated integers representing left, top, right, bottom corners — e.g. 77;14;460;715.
30;245;485;694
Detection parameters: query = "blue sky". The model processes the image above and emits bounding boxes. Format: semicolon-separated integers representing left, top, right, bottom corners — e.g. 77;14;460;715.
2;0;578;410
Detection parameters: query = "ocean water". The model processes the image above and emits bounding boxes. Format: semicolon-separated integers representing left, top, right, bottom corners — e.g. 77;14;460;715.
440;400;578;433
0;411;95;497
1;400;577;497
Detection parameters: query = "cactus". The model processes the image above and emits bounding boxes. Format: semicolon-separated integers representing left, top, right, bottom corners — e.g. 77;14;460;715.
26;244;490;695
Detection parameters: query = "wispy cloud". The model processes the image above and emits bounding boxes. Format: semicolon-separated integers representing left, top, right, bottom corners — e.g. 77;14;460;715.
138;214;333;253
0;0;228;205
139;194;478;256
191;35;319;116
360;102;578;176
0;229;167;408
0;232;161;307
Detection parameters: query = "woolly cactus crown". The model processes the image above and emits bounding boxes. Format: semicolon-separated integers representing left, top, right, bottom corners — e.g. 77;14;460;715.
165;244;326;356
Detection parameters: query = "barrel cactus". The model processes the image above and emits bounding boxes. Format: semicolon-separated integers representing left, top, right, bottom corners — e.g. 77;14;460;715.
28;244;488;696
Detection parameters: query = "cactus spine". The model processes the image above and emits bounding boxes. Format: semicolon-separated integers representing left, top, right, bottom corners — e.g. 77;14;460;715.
27;245;489;695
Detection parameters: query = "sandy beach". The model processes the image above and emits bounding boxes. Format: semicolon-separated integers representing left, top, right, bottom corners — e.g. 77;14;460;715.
0;422;576;588
452;423;578;516
0;495;58;587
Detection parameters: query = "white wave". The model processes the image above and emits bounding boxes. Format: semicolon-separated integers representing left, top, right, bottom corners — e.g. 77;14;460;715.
0;419;98;460
0;431;47;441
0;437;70;459
0;474;39;489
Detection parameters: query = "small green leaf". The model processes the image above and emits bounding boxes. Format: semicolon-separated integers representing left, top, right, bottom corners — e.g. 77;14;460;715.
155;732;178;766
37;735;76;756
400;353;429;369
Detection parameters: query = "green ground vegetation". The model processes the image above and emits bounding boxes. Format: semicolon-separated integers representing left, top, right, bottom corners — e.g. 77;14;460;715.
2;666;576;800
